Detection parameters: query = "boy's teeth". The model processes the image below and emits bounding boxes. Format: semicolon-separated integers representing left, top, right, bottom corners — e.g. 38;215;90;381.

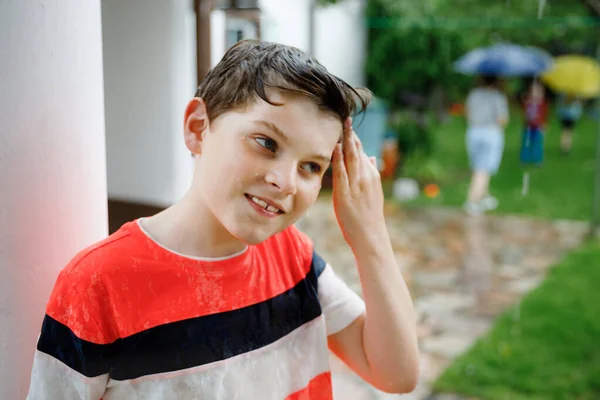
252;196;268;208
266;205;279;213
251;196;280;213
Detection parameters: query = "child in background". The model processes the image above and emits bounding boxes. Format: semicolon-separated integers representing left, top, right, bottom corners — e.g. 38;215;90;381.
520;81;547;166
464;75;509;216
519;81;548;196
557;94;583;154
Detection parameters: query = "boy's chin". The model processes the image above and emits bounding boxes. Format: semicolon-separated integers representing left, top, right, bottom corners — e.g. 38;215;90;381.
234;217;300;245
228;224;285;246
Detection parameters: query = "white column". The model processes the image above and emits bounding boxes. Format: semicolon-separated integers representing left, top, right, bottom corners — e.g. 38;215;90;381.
0;1;108;398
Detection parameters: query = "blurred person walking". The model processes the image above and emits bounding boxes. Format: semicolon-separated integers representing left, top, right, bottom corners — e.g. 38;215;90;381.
519;80;548;195
541;54;600;154
463;76;509;216
556;94;583;154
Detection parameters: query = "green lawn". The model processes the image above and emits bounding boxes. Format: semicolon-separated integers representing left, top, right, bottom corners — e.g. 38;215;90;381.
433;240;600;400
403;110;598;220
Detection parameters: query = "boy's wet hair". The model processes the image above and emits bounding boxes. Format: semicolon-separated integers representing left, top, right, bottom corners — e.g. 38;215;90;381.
195;40;372;123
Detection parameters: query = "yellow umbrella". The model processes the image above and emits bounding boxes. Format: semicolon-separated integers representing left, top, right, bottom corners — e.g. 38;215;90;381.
541;55;600;98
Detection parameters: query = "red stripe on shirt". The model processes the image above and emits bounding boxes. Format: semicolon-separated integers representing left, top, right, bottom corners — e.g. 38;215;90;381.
285;372;333;400
46;222;315;343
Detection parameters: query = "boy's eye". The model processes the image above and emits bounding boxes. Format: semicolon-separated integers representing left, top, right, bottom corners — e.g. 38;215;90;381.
255;137;277;153
301;163;321;174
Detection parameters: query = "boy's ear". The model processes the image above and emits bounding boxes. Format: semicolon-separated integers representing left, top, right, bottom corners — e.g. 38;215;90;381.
184;97;209;155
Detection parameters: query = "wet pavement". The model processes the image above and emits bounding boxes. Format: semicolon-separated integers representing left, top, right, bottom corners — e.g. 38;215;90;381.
295;197;589;400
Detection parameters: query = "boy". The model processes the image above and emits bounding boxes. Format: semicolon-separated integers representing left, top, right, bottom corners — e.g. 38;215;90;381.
28;40;418;399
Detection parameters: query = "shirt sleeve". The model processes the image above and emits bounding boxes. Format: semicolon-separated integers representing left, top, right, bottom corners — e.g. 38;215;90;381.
311;252;366;336
496;92;509;123
27;259;117;400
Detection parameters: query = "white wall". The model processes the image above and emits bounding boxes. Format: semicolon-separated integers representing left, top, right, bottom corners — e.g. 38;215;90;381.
314;0;366;87
211;0;313;64
0;1;108;398
259;0;312;52
250;0;365;87
102;0;197;207
211;9;227;68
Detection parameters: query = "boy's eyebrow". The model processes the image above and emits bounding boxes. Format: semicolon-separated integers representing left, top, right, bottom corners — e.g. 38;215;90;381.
254;120;288;143
253;120;332;164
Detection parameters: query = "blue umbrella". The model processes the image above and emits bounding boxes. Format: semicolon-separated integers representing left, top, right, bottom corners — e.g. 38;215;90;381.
454;43;553;76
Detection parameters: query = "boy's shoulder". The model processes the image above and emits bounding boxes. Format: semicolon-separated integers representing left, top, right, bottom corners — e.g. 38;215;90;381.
49;221;148;314
47;221;142;342
60;220;143;280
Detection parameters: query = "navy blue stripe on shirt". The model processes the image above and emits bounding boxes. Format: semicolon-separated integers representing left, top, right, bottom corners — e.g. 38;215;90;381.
38;253;329;381
312;251;327;278
37;315;118;378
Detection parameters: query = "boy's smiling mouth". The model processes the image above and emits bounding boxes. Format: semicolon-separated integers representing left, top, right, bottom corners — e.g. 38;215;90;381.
244;194;285;215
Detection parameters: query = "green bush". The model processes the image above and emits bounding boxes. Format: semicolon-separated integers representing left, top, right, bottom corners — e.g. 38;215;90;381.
391;112;434;157
399;150;448;184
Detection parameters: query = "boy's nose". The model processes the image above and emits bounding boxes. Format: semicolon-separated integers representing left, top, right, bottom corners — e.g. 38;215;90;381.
264;164;297;196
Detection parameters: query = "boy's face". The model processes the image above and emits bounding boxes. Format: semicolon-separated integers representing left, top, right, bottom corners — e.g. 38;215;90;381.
185;90;341;245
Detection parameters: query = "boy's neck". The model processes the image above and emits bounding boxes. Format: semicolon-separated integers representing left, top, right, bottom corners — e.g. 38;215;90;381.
141;193;248;259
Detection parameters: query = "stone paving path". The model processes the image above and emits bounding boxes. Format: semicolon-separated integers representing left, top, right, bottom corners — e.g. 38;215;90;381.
295;198;589;400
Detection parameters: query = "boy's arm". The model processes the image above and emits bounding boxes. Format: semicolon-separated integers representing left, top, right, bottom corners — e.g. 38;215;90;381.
326;119;419;394
28;317;111;400
27;268;113;400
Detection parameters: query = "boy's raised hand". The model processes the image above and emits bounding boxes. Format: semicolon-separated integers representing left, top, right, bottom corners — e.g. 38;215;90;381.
331;118;386;249
330;119;420;392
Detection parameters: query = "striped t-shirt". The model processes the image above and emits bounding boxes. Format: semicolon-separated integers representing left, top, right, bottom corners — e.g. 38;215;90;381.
27;220;365;399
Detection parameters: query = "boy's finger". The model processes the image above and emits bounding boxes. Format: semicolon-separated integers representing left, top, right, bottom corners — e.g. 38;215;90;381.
341;117;352;148
355;134;365;170
343;127;359;181
345;117;353;131
332;143;349;190
369;156;380;175
359;148;373;181
355;133;363;151
370;156;377;168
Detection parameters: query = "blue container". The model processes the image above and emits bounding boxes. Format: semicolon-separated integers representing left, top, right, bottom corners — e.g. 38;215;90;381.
352;97;388;160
